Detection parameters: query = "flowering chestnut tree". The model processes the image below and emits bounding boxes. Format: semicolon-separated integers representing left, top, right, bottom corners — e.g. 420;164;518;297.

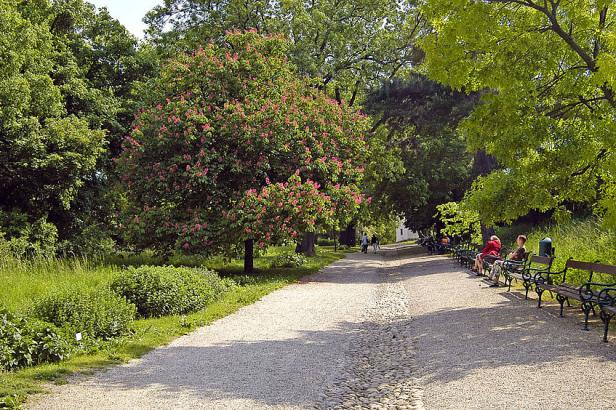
117;31;369;271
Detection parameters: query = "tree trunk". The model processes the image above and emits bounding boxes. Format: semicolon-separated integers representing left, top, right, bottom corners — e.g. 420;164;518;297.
334;230;338;252
338;223;356;246
473;150;498;244
480;223;495;245
301;232;316;257
244;238;254;274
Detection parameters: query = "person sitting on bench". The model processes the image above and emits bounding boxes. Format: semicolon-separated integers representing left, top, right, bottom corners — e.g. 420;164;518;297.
488;235;527;287
473;235;502;275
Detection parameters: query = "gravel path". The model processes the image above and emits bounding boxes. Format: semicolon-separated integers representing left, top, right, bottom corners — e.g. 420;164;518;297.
28;253;384;410
400;253;616;410
27;248;616;409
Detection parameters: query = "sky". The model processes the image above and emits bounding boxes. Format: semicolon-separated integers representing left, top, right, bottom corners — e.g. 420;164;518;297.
88;0;162;38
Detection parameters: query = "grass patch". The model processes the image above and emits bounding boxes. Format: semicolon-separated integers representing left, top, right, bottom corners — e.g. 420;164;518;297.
0;246;348;408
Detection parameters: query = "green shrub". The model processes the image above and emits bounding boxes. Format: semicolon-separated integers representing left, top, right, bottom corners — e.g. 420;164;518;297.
57;224;116;258
271;253;307;268
0;309;70;371
0;211;59;258
317;237;336;246
110;266;231;317
32;289;136;340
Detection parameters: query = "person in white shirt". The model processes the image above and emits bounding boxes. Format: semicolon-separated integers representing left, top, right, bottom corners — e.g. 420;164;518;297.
361;233;369;254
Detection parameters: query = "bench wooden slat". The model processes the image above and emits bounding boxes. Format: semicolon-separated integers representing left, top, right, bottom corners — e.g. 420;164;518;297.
566;259;616;276
530;255;553;265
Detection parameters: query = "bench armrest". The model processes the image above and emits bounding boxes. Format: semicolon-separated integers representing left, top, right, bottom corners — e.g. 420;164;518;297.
532;268;562;283
580;282;616;303
598;287;616;307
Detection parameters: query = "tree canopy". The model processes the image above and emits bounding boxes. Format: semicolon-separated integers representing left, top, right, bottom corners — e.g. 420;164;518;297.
364;75;478;231
145;0;426;105
117;31;369;260
420;0;616;226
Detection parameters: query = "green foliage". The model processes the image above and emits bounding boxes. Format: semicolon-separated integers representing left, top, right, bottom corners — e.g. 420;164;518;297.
359;215;399;244
317;237;336;246
56;224;116;258
0;1;105;218
145;0;425;104
420;1;616;226
364;75;478;231
435;202;481;244
32;289;136;340
0;0;154;253
0;309;70;371
497;218;616;286
0;252;122;314
110;266;231;318
0;211;58;258
118;31;369;255
270;253;307;268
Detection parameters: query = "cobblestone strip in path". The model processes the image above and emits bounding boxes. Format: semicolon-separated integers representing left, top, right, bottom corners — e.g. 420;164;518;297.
319;253;424;410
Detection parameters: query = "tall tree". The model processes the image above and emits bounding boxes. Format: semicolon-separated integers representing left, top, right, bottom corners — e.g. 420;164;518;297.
117;31;369;270
0;0;105;237
420;0;616;226
364;75;478;231
144;0;427;105
0;0;153;254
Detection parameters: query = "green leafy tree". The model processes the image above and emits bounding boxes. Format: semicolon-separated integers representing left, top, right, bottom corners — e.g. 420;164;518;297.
0;0;154;254
420;0;616;226
435;202;481;244
364;75;478;231
145;0;426;105
0;0;105;247
117;31;369;271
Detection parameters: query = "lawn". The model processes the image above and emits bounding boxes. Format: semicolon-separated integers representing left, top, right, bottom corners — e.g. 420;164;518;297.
0;245;349;408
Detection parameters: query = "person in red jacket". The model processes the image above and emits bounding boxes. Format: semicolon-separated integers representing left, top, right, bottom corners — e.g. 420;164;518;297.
473;235;502;275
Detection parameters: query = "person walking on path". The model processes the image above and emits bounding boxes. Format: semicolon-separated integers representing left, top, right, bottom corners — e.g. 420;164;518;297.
371;234;379;253
361;233;369;254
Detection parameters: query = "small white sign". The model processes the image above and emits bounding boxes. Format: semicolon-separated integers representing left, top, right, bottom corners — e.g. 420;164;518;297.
75;332;82;341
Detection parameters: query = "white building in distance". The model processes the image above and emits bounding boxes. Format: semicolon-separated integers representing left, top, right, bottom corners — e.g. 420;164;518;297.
396;219;419;242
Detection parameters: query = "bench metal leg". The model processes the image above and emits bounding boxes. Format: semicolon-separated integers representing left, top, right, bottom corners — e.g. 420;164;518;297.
581;303;592;331
556;294;567;317
600;310;612;343
524;280;532;300
536;287;544;308
507;276;513;292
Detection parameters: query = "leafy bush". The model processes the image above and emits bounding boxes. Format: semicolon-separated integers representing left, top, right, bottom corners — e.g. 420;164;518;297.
32;289;136;340
317;237;336;246
0;211;59;258
56;224;116;258
0;309;70;371
230;274;264;286
110;266;231;317
271;253;307;268
436;202;482;244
